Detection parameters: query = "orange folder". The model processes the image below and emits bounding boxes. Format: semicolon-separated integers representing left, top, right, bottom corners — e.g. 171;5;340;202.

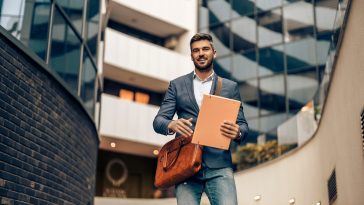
192;94;241;150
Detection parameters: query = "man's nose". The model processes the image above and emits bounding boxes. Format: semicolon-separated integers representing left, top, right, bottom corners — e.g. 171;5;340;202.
198;50;205;56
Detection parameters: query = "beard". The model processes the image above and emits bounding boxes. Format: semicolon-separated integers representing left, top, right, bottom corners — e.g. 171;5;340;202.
193;57;214;72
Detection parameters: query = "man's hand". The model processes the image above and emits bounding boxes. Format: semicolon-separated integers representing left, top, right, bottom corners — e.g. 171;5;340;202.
168;118;194;138
220;121;240;140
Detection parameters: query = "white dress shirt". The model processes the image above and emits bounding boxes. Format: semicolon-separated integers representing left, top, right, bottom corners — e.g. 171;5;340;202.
193;71;214;108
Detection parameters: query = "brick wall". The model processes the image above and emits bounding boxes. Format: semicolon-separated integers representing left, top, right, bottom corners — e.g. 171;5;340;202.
0;32;99;204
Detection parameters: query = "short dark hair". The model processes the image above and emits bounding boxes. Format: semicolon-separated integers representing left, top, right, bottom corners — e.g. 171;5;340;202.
190;33;215;51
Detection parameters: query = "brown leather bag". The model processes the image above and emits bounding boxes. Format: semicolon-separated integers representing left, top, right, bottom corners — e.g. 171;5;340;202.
154;136;202;188
154;77;223;188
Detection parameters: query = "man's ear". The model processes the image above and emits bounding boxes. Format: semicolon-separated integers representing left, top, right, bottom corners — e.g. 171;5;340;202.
213;50;217;58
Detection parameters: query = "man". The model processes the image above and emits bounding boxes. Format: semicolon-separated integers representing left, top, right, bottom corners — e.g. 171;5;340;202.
153;33;248;205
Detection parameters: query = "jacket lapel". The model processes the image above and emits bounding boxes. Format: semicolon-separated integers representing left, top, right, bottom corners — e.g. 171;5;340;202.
184;71;200;112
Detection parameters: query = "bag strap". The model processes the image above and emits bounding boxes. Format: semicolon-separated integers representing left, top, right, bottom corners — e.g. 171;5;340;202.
215;76;222;96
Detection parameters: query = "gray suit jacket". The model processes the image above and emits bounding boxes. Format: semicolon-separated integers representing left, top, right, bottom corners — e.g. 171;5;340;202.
153;71;248;168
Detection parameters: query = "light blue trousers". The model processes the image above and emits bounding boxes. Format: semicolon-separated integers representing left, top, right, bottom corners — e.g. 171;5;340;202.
175;167;238;205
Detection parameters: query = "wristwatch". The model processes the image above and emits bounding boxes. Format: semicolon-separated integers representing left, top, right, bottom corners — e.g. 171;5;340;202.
235;131;242;141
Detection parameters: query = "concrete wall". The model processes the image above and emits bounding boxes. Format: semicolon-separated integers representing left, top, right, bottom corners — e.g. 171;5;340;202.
0;28;99;204
234;1;364;204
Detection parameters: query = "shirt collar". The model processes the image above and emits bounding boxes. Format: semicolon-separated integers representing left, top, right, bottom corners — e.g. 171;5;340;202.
193;71;214;82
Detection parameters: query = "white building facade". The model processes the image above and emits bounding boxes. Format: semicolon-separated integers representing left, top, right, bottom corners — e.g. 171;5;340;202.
95;0;198;201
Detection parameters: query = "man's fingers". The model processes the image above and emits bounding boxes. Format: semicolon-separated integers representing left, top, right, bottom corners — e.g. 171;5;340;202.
177;121;193;133
221;123;239;132
176;121;193;137
220;126;236;135
178;126;192;137
223;120;234;125
181;118;193;126
177;119;193;132
221;131;234;139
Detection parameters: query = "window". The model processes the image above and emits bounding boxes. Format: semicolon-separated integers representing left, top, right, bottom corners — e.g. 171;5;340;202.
49;6;81;95
361;109;364;156
328;169;337;204
208;0;232;26
258;45;284;76
283;1;314;42
257;8;283;47
285;38;316;71
80;51;97;115
231;50;257;81
56;0;84;33
259;74;286;113
119;89;134;101
135;92;150;104
231;17;256;52
287;68;318;113
210;23;231;57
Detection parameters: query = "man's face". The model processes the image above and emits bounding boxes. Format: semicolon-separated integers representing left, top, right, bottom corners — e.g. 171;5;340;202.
191;40;216;72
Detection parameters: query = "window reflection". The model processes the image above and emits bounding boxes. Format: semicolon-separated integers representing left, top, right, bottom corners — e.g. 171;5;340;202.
283;1;314;42
208;0;231;26
231;0;254;17
86;0;100;61
315;0;338;34
258;45;284;76
210;23;231;56
214;56;231;78
287;68;318;113
255;0;281;11
50;7;81;94
0;0;24;39
285;38;316;71
0;0;51;60
231;17;256;52
232;50;257;81
81;52;96;115
200;0;347;170
259;113;288;133
0;0;100;118
0;16;22;38
27;1;51;60
199;4;209;30
259;74;286;113
257;8;283;47
316;33;332;65
216;56;231;74
56;0;84;34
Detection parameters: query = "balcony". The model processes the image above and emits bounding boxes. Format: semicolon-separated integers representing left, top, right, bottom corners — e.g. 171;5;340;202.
103;28;192;92
107;0;196;38
99;94;174;157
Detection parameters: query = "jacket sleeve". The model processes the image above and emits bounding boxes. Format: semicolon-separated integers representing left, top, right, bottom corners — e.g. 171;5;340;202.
232;82;249;145
153;81;177;135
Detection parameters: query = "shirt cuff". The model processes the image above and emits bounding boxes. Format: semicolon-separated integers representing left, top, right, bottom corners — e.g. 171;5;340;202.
167;128;175;135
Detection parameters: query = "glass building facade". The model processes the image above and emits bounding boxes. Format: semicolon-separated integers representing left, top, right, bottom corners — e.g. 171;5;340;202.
199;0;339;143
0;0;100;116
